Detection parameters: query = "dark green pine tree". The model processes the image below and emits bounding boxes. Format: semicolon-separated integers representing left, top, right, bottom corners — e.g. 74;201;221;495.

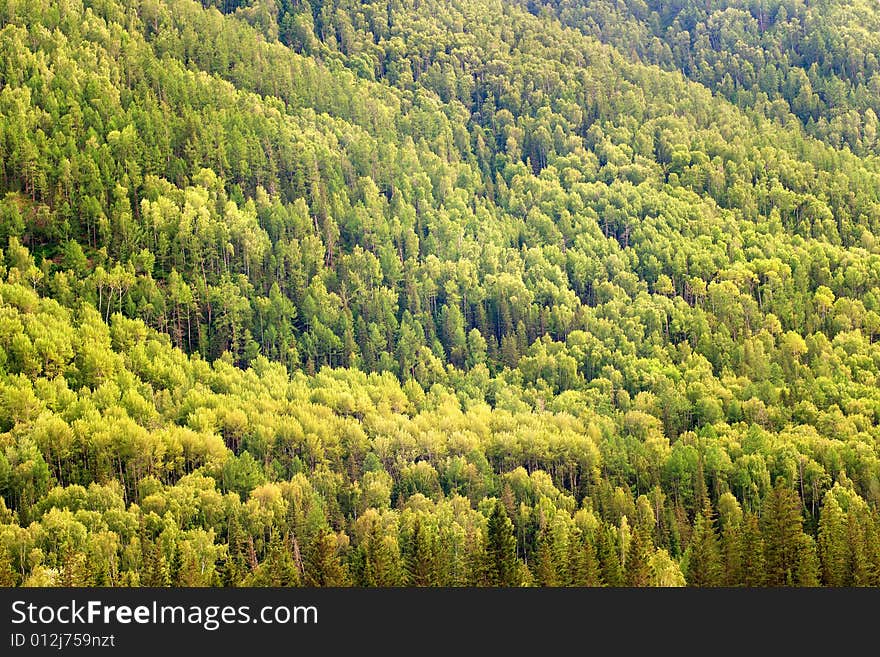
217;549;243;587
761;478;809;586
596;525;623;587
625;529;653;587
149;543;170;587
565;528;602;587
362;521;402;586
817;494;850;586
720;521;743;587
580;532;602;587
253;530;301;587
169;543;184;586
225;511;249;583
534;524;558;587
560;527;601;587
739;512;766;587
305;528;350;587
685;502;722;587
847;511;870;587
565;528;590;586
403;518;436;587
793;534;820;587
247;528;299;586
137;514;169;587
88;548;111;587
551;524;570;584
864;510;880;586
486;501;519;586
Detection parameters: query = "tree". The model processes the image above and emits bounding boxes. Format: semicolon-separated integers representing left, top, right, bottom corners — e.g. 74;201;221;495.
360;517;402;587
717;492;744;585
0;544;17;587
3;0;880;594
486;501;519;586
761;478;809;586
818;492;850;586
739;512;766;587
649;549;687;587
402;518;436;587
625;528;653;587
250;530;300;587
534;524;559;587
565;527;601;587
685;502;722;587
305;528;349;587
596;525;623;587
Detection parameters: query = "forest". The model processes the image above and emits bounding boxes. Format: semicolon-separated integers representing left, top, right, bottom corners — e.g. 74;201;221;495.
0;0;879;586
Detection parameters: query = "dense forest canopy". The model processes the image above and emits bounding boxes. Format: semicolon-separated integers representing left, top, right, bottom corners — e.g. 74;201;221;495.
540;0;880;156
0;0;879;586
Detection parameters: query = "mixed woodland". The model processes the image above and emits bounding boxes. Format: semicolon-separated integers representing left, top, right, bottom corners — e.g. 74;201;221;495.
1;0;880;586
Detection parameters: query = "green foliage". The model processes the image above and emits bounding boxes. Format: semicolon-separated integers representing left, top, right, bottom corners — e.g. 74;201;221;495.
0;0;878;587
486;501;520;586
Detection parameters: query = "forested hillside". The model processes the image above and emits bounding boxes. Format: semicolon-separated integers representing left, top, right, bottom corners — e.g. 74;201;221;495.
0;0;879;586
542;0;880;155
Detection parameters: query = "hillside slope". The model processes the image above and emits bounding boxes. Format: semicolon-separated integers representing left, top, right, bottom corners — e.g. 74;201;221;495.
0;0;879;586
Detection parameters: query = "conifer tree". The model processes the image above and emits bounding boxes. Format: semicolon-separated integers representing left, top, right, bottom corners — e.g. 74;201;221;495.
685;502;722;587
362;520;402;587
405;519;435;587
217;549;243;587
793;534;820;587
306;528;350;587
534;524;558;586
596;525;623;587
739;512;766;587
486;501;519;586
558;526;596;587
720;521;743;587
818;493;850;586
625;529;653;587
580;532;602;587
251;530;300;586
761;479;809;586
